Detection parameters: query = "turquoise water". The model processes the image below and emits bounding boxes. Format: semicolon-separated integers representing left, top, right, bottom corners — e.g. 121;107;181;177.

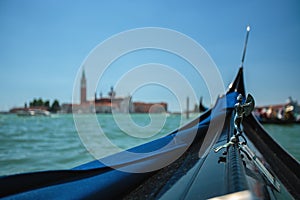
262;124;300;161
0;113;299;176
0;113;186;176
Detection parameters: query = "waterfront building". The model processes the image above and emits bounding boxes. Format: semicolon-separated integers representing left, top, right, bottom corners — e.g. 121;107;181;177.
80;70;87;104
60;70;168;114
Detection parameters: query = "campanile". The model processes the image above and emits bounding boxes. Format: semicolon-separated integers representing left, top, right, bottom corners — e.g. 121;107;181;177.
80;70;87;104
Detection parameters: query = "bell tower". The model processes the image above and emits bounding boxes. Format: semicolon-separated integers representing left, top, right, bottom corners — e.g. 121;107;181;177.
80;69;87;104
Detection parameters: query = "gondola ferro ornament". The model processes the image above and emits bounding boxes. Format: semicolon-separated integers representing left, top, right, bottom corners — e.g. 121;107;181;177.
234;93;255;135
214;93;281;191
214;93;255;153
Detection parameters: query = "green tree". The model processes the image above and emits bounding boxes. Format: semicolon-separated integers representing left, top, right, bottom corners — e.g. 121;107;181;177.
50;100;60;113
36;98;44;107
30;98;38;107
44;100;50;108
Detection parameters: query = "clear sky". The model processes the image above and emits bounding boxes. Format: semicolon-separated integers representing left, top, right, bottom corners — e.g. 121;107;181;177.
0;0;299;112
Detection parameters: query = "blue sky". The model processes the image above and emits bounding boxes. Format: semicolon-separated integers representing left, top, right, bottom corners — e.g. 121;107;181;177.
0;0;299;112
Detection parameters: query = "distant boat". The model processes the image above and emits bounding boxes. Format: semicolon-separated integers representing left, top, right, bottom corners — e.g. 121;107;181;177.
199;97;208;112
17;109;50;117
257;118;300;125
255;100;300;124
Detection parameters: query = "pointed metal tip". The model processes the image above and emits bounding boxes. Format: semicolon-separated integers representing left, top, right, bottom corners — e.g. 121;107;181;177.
247;25;251;32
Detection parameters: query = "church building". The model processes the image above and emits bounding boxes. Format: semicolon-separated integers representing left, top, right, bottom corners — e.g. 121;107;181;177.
62;70;167;114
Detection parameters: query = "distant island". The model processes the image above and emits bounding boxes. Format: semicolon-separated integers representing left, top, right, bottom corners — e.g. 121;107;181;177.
9;98;61;114
9;70;169;115
7;70;209;115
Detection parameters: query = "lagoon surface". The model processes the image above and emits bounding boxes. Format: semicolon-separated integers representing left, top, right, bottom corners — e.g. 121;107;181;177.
0;113;299;176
